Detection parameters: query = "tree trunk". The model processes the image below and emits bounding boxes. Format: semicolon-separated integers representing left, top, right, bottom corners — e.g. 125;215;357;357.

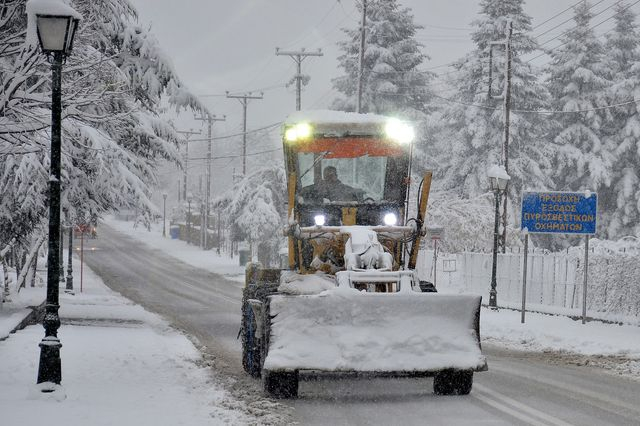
30;254;38;287
1;238;16;302
16;234;46;292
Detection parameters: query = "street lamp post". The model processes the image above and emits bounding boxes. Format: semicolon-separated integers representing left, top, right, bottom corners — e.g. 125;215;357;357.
59;226;64;281
487;165;510;309
30;4;81;389
162;192;168;237
186;192;193;245
65;224;73;294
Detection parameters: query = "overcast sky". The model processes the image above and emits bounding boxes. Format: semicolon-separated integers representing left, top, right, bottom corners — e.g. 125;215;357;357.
127;0;627;198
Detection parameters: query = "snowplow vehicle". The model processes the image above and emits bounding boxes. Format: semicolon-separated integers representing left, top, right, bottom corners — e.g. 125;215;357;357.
241;110;486;398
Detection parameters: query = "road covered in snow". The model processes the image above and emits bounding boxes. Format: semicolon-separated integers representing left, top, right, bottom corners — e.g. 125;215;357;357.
82;218;640;425
0;251;282;425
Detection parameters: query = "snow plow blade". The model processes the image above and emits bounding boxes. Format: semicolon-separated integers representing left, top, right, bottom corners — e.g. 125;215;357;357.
263;290;486;373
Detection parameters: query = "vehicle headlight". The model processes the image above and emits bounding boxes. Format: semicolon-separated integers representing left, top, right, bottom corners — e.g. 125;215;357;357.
314;214;326;226
285;123;312;142
383;213;397;226
385;118;414;144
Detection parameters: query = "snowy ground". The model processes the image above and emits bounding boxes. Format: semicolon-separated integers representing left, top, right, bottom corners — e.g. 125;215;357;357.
103;216;245;283
1;218;639;426
0;258;263;425
107;217;640;380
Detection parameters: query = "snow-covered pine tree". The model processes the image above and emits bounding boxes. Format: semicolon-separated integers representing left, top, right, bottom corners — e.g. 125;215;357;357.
0;0;206;289
546;1;613;194
435;0;552;206
600;1;640;238
217;166;287;266
331;0;432;118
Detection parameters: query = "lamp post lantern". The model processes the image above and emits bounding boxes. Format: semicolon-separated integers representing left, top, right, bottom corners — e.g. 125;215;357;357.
30;4;81;389
487;165;510;309
162;192;168;237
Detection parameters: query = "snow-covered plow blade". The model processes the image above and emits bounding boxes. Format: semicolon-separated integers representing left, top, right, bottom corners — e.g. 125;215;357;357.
264;291;485;374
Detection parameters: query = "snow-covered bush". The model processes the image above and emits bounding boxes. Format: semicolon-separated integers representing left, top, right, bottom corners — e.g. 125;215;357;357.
572;237;640;319
215;166;287;266
425;191;521;252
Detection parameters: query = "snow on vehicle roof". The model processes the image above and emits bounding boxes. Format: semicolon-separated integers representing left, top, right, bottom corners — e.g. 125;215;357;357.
284;110;393;137
285;109;389;125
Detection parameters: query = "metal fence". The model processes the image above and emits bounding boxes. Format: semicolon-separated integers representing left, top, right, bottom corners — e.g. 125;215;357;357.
417;248;580;310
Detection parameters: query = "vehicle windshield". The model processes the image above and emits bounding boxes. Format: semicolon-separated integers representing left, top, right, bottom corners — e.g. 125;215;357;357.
297;152;388;203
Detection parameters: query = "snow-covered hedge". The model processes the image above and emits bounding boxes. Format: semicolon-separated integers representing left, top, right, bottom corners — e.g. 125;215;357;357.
573;237;640;320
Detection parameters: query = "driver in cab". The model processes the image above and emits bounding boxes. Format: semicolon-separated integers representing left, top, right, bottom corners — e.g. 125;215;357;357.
319;166;360;202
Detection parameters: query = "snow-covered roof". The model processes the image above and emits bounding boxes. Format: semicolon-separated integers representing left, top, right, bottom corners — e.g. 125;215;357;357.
284;109;391;137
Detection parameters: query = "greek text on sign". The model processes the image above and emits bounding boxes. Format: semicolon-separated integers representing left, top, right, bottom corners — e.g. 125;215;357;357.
521;191;597;235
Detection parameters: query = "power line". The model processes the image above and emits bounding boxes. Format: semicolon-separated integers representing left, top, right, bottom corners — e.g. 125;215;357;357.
534;0;608;40
198;83;285;98
430;90;640;115
280;0;341;49
536;0;620;48
527;0;640;64
186;121;281;143
422;23;472;31
532;0;586;30
187;147;282;162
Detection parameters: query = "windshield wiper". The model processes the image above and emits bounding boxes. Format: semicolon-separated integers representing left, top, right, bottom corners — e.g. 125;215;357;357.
299;151;329;181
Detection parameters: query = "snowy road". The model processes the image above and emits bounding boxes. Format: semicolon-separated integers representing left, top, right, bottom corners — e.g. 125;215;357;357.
84;224;640;425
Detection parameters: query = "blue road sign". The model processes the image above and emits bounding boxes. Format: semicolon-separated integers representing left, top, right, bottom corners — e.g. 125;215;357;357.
521;191;597;235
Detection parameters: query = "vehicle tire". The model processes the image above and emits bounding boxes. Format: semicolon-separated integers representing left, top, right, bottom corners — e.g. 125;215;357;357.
263;370;299;398
241;288;262;378
433;370;473;395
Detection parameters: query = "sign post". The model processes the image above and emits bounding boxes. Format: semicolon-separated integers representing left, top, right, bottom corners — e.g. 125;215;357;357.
520;191;597;324
521;231;528;324
426;227;444;289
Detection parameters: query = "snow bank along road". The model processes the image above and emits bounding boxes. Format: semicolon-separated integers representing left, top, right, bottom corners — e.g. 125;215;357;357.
85;224;640;425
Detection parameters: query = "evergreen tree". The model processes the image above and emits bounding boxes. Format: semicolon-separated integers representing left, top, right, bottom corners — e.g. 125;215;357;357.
216;166;287;266
331;0;432;118
546;1;613;193
0;0;205;284
435;0;553;207
601;1;640;237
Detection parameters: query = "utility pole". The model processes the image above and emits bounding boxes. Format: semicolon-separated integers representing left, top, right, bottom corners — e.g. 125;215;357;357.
488;20;513;253
275;47;323;111
177;129;201;202
226;92;263;175
357;0;367;113
195;114;225;250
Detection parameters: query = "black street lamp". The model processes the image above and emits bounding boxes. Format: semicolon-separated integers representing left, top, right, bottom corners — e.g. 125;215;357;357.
65;222;73;294
59;226;64;281
162;192;168;237
487;165;510;309
31;5;81;390
186;192;193;245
